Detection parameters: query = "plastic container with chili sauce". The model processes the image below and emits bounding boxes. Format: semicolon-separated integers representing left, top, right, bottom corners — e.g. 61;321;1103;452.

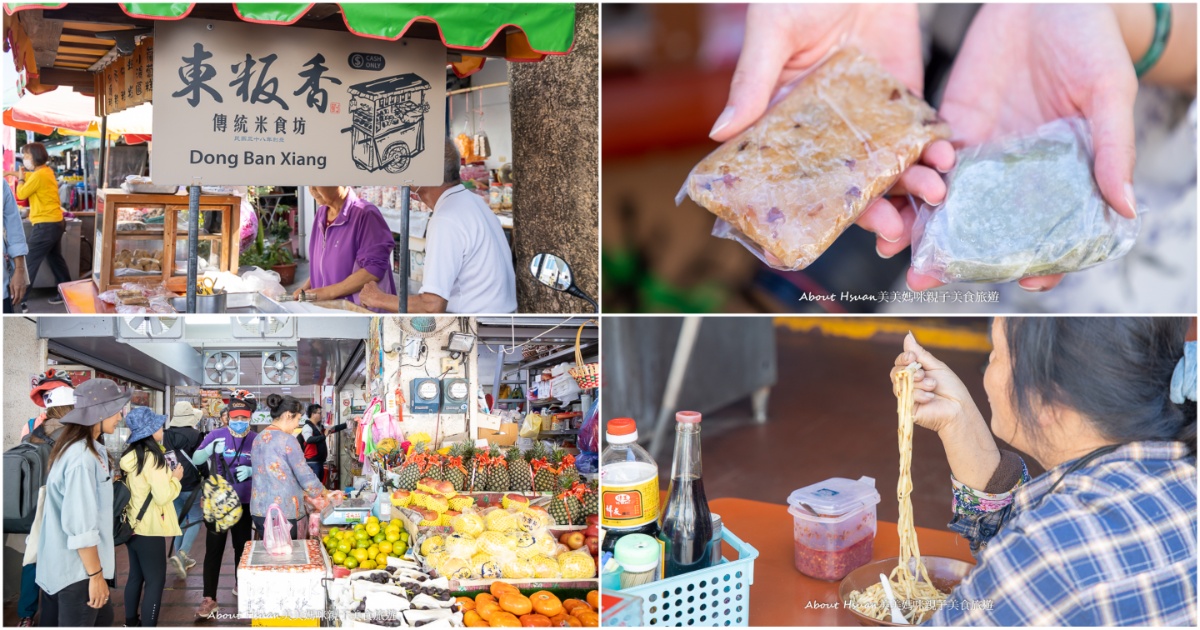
787;476;880;581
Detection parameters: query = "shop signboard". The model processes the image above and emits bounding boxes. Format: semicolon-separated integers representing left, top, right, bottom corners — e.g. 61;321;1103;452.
152;19;445;186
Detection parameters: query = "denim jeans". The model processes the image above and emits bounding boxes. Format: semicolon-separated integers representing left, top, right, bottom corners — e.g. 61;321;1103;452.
172;490;203;557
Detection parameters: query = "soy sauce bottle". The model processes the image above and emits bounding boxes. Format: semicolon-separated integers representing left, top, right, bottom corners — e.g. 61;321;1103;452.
658;411;713;577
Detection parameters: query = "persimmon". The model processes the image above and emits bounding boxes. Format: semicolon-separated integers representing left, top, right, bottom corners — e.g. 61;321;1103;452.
489;612;521;627
465;611;489;627
476;593;498;607
548;614;581;627
586;590;599;611
575;611;599;627
490;581;521;598
500;593;533;616
530;591;564;617
457;596;478;611
561;599;589;614
478;601;503;622
519;614;552;627
569;607;591;620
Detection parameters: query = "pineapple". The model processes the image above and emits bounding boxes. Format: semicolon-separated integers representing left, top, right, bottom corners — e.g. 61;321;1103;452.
397;448;425;490
583;480;598;517
548;478;584;526
486;444;510;492
468;446;488;492
506;446;533;492
529;442;557;493
445;443;467;491
554;448;580;487
426;451;446;482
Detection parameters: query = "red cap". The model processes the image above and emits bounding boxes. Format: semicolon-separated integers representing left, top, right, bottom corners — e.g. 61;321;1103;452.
676;411;701;423
607;418;638;436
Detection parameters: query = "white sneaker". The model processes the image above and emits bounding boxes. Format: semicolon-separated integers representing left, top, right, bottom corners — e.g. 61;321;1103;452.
181;551;197;571
169;553;186;579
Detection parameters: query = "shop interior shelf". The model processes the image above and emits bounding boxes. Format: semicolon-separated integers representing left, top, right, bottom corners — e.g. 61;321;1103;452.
511;343;598;373
538;430;580;436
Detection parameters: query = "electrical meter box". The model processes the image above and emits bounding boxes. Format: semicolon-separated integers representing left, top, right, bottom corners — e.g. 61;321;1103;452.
410;378;441;413
442;378;470;413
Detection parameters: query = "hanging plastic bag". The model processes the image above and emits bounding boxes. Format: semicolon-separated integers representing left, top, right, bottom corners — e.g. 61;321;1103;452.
519;413;543;439
911;117;1141;284
678;47;950;271
578;398;600;453
263;503;294;556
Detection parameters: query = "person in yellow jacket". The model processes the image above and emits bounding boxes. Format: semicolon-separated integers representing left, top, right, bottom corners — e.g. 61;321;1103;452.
119;407;182;627
3;142;69;310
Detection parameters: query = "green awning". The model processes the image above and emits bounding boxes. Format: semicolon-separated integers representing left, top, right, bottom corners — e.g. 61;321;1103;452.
4;2;576;57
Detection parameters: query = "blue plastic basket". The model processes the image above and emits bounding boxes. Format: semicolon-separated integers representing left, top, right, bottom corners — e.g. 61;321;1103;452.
621;527;759;626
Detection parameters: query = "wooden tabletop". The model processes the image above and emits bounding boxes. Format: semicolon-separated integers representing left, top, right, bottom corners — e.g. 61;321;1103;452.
710;497;976;626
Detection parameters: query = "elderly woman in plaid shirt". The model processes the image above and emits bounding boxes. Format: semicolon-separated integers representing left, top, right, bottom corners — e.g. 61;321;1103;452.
895;318;1196;626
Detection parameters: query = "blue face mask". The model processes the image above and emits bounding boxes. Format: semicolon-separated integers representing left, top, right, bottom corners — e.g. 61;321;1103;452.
229;421;250;435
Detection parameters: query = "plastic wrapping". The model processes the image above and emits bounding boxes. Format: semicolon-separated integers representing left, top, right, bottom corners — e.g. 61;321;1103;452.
263;503;294;556
679;47;951;270
911;118;1141;283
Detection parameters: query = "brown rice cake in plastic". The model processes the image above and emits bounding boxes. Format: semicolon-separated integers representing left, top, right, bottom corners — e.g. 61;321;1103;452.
681;47;951;270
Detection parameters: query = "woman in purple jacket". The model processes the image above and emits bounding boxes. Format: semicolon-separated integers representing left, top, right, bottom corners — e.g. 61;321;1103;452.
293;186;397;311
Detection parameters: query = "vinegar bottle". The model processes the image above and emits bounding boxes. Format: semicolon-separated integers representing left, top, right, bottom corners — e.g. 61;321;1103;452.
600;418;661;553
658;411;713;577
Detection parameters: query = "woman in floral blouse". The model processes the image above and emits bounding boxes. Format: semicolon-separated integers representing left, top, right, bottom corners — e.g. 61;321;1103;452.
249;394;328;538
894;318;1195;626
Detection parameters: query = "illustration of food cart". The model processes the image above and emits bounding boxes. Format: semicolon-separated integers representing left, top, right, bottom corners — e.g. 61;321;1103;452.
342;73;431;174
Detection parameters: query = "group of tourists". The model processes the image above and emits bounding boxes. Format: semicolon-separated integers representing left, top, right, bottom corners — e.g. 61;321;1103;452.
10;374;338;626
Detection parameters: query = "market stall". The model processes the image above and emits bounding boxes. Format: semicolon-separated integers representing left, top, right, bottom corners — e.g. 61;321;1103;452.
4;2;579;313
310;316;600;626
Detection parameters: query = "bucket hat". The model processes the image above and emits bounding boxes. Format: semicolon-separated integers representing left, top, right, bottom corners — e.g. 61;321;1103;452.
126;406;167;443
60;379;132;426
170;400;203;428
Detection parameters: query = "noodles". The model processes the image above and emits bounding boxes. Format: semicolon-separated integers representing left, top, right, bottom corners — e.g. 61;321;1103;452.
847;363;949;624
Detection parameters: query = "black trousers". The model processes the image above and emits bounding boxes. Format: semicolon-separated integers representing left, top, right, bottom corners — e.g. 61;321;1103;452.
39;577;114;627
203;507;253;599
23;221;70;300
3;297;12;313
125;535;168;626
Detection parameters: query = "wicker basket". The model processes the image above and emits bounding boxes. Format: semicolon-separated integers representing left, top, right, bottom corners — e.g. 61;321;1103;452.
568;321;599;390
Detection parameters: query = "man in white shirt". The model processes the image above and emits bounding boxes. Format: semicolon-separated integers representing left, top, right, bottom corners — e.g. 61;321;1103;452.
409;139;517;313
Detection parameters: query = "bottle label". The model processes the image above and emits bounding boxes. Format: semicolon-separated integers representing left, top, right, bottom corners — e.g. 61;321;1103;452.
601;474;659;528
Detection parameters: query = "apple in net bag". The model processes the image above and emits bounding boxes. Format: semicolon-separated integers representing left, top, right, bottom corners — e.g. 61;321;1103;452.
678;47;951;270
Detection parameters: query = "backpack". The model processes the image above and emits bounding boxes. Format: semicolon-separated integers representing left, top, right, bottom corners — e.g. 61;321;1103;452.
202;440;245;533
112;476;152;547
2;426;57;534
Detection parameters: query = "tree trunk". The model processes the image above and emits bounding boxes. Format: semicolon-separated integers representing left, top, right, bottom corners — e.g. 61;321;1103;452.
508;2;599;313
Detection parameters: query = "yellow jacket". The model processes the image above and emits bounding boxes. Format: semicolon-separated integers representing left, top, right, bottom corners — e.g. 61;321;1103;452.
15;166;63;224
119;450;182;537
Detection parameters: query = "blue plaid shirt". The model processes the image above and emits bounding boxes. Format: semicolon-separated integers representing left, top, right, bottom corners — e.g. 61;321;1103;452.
930;441;1196;626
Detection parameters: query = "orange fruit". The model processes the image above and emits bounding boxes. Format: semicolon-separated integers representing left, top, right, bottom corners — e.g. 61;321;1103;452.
586;590;599;611
548;614;581;627
478;601;502;622
530;591;564;618
500;593;533;616
519;614;552;627
562;599;589;614
477;593;498;607
489;611;521;627
575;611;599;627
465;611;489;627
490;581;521;598
457;596;478;611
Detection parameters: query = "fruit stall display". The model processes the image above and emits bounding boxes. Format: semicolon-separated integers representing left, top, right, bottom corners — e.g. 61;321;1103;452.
393;442;592;508
322;516;412;573
396;475;599;582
